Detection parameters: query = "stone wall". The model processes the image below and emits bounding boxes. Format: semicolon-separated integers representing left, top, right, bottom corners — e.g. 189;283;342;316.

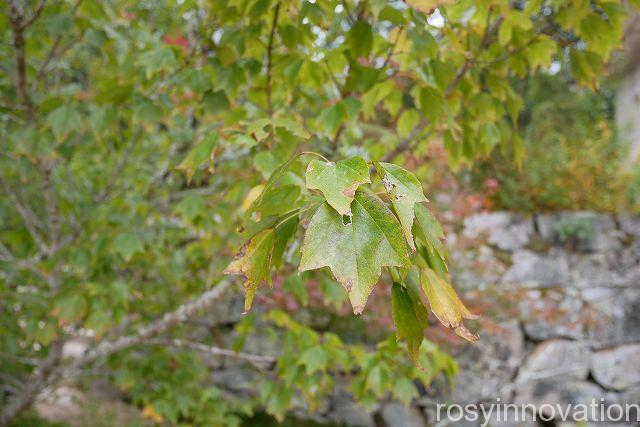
39;211;640;426
209;211;640;427
302;211;640;426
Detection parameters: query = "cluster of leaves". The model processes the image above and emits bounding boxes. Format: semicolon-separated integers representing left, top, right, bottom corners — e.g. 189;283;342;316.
225;153;479;352
470;71;637;213
0;0;634;424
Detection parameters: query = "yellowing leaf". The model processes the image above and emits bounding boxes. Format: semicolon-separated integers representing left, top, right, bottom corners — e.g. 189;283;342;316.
374;161;428;251
405;0;457;14
224;229;275;312
299;192;409;314
391;282;428;362
305;157;371;216
420;267;478;342
142;405;164;423
241;185;265;212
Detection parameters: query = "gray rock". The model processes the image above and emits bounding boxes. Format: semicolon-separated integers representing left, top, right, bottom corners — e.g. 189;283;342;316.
592;344;640;391
447;321;525;403
520;289;584;340
618;215;640;238
329;391;376;427
516;340;591;384
463;212;533;251
620;386;640;422
536;212;619;252
502;249;570;286
450;244;508;290
515;379;619;421
380;403;426;427
569;253;633;289
583;288;640;348
210;366;260;395
483;406;540;427
206;291;245;325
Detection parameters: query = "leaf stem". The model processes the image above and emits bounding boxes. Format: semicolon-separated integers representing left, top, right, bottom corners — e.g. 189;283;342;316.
299;151;331;163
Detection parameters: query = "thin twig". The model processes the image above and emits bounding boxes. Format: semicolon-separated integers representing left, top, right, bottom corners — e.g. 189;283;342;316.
37;0;83;78
381;15;503;162
0;280;234;425
381;26;403;69
146;338;276;364
0;176;49;254
341;0;355;24
19;0;46;30
94;129;142;203
265;2;281;119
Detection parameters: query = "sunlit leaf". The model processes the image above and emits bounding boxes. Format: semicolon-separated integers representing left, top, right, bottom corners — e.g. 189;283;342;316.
305;157;370;216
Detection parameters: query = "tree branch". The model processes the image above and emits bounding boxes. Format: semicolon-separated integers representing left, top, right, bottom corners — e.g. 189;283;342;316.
0;280;234;425
6;0;35;121
145;338;276;364
0;175;49;254
20;0;46;30
381;16;504;162
266;2;281;119
37;0;83;78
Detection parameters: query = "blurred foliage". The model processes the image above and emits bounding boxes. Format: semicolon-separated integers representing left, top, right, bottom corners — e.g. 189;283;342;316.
0;0;634;424
471;70;638;212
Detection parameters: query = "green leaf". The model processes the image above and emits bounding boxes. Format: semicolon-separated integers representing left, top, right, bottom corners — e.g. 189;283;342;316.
112;233;145;262
249;155;299;215
373;162;427;251
53;293;87;323
346;21;373;60
418;87;445;122
270;118;311;139
256;185;301;218
203;90;230;114
225;229;275;312
317;103;347;136
391;282;428;362
320;277;346;309
397;109;420;138
305;157;371;216
176;134;218;183
47;105;82;141
413;203;447;261
299;192;409;314
272;215;299;268
298;346;328;374
392;376;419;405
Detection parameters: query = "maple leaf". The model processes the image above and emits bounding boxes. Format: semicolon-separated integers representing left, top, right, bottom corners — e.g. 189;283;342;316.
224;229;275;312
374;161;428;251
299;192;409;314
305;157;370;216
391;282;429;361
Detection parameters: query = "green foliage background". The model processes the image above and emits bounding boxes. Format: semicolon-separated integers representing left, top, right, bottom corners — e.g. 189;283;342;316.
0;0;634;424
